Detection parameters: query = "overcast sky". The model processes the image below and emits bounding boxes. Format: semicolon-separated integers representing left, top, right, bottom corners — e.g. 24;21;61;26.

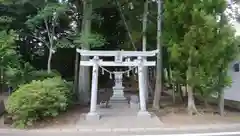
227;0;240;35
233;21;240;35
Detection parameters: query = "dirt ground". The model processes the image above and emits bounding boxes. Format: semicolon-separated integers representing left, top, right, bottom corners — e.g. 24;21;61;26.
152;96;240;127
153;104;240;127
0;96;240;129
35;103;240;128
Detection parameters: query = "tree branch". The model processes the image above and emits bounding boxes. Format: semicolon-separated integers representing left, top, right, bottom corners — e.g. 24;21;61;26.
28;34;49;48
44;18;53;49
115;0;136;50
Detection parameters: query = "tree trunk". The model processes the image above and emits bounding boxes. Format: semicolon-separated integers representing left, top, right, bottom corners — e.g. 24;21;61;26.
44;17;54;74
178;84;185;103
73;0;82;97
218;13;226;116
47;49;53;73
142;0;149;103
204;98;209;108
218;90;225;116
73;52;80;96
176;83;182;102
153;0;162;110
186;66;198;115
187;85;198;115
115;0;136;50
78;0;92;105
172;84;176;104
167;65;171;88
0;64;3;93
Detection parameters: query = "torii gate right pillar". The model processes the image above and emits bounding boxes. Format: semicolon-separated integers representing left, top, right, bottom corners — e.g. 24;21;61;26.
137;57;151;117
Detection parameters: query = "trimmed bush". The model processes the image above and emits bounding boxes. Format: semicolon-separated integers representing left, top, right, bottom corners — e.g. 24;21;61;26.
26;70;60;82
5;77;72;128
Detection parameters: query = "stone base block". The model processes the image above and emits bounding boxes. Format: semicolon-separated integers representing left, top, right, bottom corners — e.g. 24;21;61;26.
130;102;139;110
137;111;151;118
109;100;129;109
109;99;128;103
110;96;126;101
86;112;101;121
111;86;126;101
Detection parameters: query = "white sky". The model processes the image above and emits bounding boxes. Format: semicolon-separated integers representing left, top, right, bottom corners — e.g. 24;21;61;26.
226;0;240;35
233;21;240;35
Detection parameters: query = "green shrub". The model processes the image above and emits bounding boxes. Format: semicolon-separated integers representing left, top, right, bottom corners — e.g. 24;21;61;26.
5;67;61;90
5;77;72;128
26;70;60;82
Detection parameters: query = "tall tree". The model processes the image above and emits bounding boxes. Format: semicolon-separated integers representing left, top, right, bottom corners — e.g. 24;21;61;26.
0;1;21;91
78;0;92;105
25;1;69;73
153;0;162;110
142;0;149;102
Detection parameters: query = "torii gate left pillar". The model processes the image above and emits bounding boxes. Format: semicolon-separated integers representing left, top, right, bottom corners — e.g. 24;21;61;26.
86;56;101;120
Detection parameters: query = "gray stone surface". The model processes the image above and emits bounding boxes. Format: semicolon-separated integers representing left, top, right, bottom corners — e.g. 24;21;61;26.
130;102;139;110
137;111;151;119
2;124;240;136
85;112;101;121
130;95;139;103
76;102;162;130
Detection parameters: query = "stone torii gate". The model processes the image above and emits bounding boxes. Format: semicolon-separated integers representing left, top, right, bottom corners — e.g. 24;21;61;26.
77;49;158;120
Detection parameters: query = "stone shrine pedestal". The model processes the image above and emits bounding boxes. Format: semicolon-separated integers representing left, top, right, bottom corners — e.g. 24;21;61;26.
109;86;128;108
109;72;128;106
110;86;126;101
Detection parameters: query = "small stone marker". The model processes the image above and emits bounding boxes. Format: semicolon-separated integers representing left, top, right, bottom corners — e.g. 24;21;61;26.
130;95;139;110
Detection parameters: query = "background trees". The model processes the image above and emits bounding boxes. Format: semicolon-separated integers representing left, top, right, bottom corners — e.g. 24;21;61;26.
162;0;239;114
0;0;239;117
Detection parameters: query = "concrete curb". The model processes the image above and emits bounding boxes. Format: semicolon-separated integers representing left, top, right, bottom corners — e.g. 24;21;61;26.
0;123;240;133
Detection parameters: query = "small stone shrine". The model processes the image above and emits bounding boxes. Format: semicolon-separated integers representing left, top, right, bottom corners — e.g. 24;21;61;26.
111;71;126;101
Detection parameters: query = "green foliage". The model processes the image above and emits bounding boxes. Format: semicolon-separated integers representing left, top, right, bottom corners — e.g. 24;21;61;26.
25;2;68;30
0;16;14;29
24;1;72;72
0;30;17;61
56;32;107;49
6;77;72;128
0;30;21;86
25;1;70;51
27;70;60;81
56;38;75;48
5;64;61;89
163;0;239;98
4;62;35;88
73;33;106;48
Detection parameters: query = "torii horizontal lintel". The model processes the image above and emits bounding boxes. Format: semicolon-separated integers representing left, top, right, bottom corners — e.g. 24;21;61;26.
80;61;156;66
76;49;158;57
